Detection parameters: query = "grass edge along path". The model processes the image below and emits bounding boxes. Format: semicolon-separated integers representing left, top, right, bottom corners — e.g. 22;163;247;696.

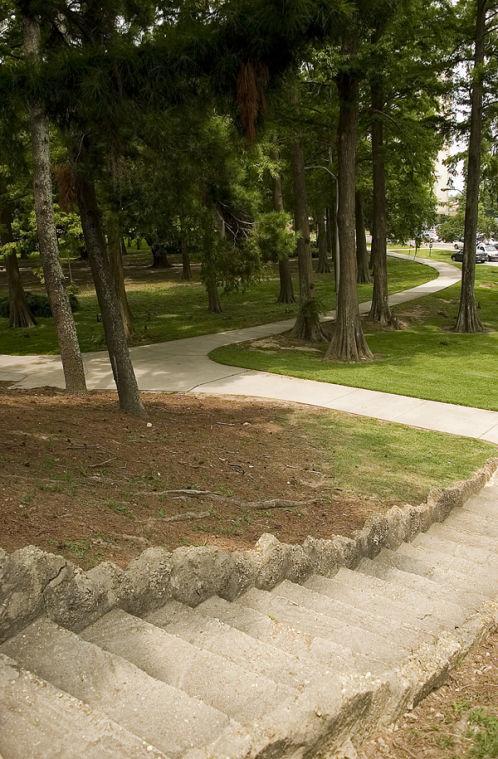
0;257;436;356
211;262;498;412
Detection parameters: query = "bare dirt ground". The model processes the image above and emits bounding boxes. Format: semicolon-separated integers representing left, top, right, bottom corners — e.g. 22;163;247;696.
1;389;396;569
360;627;498;759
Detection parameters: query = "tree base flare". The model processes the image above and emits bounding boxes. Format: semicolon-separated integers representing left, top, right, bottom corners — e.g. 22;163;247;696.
292;306;327;342
369;302;400;329
454;303;484;333
325;321;373;362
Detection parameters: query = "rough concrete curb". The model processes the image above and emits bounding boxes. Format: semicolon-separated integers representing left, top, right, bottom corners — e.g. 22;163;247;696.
1;457;496;643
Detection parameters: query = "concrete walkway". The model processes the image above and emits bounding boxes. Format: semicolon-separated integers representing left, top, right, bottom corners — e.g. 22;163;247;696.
1;253;497;444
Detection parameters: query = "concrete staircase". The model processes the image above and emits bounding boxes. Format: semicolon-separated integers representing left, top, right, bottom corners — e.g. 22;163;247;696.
1;483;497;758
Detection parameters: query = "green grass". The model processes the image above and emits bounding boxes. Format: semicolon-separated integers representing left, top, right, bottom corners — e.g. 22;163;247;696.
293;409;494;504
211;258;498;411
0;257;435;355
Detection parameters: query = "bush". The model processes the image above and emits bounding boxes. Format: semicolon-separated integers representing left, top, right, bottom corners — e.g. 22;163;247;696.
0;292;79;319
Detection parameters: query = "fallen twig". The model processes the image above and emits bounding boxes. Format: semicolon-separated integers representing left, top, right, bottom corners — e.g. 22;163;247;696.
162;510;212;523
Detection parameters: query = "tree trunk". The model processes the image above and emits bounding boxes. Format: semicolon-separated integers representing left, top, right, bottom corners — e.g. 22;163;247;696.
454;0;486;333
369;77;396;326
181;237;192;280
107;214;133;339
22;14;87;393
75;172;144;415
326;36;372;361
291;140;325;341
6;252;37;328
0;205;37;328
316;213;331;273
151;244;172;268
203;211;223;313
355;190;370;283
273;170;295;303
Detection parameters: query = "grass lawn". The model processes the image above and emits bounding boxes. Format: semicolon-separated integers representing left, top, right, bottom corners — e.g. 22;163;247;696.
1;390;493;568
211;256;498;411
0;256;435;355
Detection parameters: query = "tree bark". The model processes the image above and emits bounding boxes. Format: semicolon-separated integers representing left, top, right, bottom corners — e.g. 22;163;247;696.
107;214;133;339
291;140;325;341
203;211;223;313
6;252;37;328
273;170;295;303
75;173;144;415
326;35;372;361
454;0;486;333
22;14;86;393
0;204;37;328
181;237;192;280
151;244;172;268
369;77;396;326
316;213;331;273
355;190;370;283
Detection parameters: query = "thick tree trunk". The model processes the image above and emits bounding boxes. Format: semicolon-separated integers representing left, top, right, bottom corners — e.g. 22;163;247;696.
75;173;144;415
206;277;222;312
107;214;133;339
454;0;486;333
291;140;325;341
326;37;372;361
369;78;396;326
316;213;331;273
203;211;223;313
22;15;87;393
355;190;370;283
0;205;37;328
151;245;172;268
273;170;295;303
181;238;192;280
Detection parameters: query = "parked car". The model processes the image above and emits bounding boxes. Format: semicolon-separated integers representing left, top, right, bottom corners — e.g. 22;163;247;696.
451;247;488;263
453;239;464;250
478;243;498;262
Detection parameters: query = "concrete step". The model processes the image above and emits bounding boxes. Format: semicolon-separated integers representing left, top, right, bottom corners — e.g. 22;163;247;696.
448;510;498;538
366;549;495;599
0;618;237;757
389;545;498;591
237;587;403;666
304;569;464;629
196;594;386;676
412;531;498;568
357;559;488;611
427;523;498;552
82;608;294;725
272;579;431;651
146;599;321;690
0;653;166;759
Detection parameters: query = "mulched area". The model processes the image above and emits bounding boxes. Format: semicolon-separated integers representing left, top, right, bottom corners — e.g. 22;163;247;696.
1;389;389;569
360;628;498;759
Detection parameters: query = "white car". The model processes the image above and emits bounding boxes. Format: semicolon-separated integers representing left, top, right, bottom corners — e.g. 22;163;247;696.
478;243;498;262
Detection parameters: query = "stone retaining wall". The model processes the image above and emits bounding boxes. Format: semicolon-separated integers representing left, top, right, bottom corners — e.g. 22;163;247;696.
1;457;496;643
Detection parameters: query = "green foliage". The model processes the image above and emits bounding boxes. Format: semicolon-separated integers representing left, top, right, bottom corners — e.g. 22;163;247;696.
0;292;78;318
255;210;296;263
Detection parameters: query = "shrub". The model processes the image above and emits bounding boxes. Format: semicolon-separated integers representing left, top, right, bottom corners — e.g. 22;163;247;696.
0;292;79;319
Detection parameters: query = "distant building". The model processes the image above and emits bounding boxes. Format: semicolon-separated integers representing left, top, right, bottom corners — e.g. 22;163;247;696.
433;149;456;215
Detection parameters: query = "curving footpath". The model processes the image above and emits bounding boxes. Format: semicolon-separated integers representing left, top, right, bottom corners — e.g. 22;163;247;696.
1;253;497;444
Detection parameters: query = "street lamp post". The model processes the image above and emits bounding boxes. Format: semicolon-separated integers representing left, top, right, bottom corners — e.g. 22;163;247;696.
304;163;340;290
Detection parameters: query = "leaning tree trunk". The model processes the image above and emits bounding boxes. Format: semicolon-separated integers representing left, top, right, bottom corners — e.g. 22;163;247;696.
326;36;372;361
22;15;86;393
107;214;133;339
291;140;325;341
454;0;486;333
369;77;396;326
355;190;370;284
0;205;37;328
181;237;192;280
75;173;144;415
273;169;295;303
316;213;331;273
